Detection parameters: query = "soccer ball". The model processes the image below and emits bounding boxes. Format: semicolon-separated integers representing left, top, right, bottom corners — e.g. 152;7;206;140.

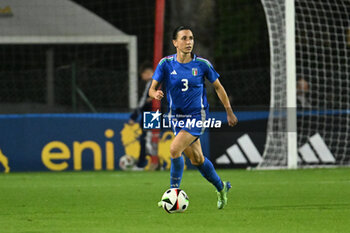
119;154;135;171
160;188;189;213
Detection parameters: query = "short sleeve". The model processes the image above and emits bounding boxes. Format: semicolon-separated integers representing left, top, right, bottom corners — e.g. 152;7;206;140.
204;60;220;83
152;59;166;83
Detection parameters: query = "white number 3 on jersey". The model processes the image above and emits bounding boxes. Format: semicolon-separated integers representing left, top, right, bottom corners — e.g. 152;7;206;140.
181;79;188;92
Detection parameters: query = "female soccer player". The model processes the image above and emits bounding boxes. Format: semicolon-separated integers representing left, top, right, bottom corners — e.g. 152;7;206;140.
149;26;238;209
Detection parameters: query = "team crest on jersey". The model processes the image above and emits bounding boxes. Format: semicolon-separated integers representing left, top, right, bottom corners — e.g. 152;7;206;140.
192;68;198;76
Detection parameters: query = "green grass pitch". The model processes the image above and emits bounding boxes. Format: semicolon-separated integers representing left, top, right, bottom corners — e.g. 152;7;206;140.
1;168;350;233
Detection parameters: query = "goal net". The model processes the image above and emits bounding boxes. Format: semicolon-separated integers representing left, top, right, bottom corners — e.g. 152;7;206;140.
260;0;350;167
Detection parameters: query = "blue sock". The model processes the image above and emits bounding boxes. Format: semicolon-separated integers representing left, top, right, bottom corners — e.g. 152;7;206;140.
170;156;184;188
197;157;223;192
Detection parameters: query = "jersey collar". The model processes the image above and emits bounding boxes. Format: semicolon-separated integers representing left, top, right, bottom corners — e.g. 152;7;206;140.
174;53;197;62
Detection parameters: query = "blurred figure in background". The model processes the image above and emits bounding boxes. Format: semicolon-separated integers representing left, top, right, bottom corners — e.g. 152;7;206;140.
297;77;311;108
129;61;155;170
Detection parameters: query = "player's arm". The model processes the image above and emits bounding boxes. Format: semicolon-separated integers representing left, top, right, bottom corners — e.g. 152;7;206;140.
212;79;238;127
148;79;164;100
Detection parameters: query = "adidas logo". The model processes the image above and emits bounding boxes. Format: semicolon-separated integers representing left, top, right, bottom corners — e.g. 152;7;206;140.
298;133;335;164
216;133;335;166
216;134;262;165
171;70;177;75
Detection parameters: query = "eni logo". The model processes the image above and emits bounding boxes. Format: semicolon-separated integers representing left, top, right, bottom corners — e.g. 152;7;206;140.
0;149;10;173
0;6;13;17
41;129;115;171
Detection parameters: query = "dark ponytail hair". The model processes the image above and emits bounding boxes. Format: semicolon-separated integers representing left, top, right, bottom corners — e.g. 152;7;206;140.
172;26;193;40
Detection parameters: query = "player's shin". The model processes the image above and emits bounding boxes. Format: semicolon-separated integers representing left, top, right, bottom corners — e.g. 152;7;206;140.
196;157;223;192
170;156;184;188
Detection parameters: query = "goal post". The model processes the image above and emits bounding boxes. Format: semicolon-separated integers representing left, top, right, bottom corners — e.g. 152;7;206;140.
0;36;138;110
259;0;350;168
285;0;298;169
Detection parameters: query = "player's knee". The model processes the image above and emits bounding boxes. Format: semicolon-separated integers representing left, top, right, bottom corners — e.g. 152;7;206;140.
170;146;181;158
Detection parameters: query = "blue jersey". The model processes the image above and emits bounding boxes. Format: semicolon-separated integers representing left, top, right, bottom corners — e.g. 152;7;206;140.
152;54;219;115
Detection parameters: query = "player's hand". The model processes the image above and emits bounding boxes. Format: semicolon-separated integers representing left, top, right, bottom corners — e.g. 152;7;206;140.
227;112;238;127
154;90;164;100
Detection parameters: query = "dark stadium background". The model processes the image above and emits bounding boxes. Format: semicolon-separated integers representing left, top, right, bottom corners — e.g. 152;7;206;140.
0;0;270;113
